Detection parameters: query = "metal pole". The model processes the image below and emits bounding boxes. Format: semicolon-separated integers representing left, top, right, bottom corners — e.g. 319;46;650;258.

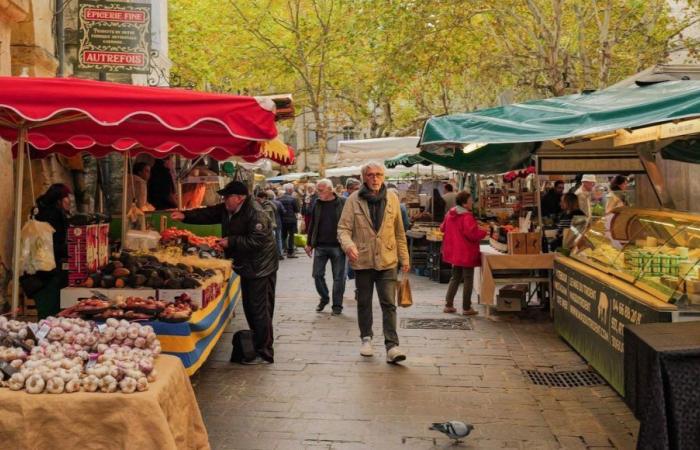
11;127;26;318
55;0;65;76
120;152;129;248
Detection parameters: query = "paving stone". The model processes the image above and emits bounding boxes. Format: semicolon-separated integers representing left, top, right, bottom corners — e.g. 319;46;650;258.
195;256;639;448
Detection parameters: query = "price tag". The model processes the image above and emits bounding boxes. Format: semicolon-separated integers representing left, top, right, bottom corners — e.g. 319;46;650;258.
36;324;50;340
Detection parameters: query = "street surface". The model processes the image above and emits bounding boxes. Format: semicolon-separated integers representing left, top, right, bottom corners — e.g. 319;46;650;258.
193;254;639;449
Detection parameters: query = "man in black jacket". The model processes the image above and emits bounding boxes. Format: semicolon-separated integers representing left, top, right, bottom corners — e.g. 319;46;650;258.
278;183;300;258
171;181;278;364
304;179;346;315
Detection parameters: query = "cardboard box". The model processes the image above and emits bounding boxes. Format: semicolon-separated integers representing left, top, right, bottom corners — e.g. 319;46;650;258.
527;231;542;254
158;282;223;309
507;232;528;255
60;287;157;309
496;294;523;312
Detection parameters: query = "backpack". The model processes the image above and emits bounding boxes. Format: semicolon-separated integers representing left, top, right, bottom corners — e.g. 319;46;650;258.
230;330;256;363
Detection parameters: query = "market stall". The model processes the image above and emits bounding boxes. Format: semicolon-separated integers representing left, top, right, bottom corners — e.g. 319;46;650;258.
0;76;283;320
418;78;700;395
0;354;208;449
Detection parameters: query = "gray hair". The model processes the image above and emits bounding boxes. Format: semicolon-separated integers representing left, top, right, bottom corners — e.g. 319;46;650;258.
360;161;385;181
283;183;294;193
345;177;360;188
316;178;333;190
265;189;276;200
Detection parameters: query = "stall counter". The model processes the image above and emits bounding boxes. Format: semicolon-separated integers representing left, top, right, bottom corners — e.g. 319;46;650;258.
0;355;210;450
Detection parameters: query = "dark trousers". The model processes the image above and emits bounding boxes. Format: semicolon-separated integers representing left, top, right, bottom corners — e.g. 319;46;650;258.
355;268;399;350
282;222;297;255
312;246;346;308
33;270;67;319
240;272;277;362
445;266;475;310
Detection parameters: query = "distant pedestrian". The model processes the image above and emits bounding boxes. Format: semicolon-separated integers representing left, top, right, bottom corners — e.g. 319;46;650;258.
344;177;362;287
442;183;457;211
440;191;487;316
279;183;300;258
305;179;347;315
338;162;410;363
268;190;286;259
302;183;317;233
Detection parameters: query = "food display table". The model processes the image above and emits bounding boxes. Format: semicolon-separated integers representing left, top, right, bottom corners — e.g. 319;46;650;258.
60;274;241;375
109;211;222;241
478;245;555;305
154;274;240;375
0;355;210;450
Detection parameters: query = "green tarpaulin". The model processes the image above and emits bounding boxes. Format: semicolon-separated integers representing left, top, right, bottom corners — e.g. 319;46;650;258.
384;153;431;168
420;80;700;172
418;143;534;174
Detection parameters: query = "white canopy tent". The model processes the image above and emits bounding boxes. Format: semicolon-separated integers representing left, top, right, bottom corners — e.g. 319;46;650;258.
334;137;420;166
325;164;454;178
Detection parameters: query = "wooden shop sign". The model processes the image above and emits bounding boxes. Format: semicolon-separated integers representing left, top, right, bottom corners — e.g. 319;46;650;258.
78;0;151;74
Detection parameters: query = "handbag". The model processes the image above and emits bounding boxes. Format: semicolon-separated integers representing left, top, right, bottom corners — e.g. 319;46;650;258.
397;274;413;308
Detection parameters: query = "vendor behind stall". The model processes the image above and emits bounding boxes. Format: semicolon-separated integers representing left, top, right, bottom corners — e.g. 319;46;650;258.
554;193;585;250
28;184;72;318
126;162;155;211
148;158;177;210
605;175;629;214
541;180;564;218
575;174;596;218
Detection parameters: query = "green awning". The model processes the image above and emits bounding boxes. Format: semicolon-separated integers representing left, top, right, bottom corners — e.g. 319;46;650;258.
418;143;534;174
384;153;431;168
419;80;700;172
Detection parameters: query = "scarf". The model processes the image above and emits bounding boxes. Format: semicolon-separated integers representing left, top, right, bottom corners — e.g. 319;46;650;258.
359;183;387;232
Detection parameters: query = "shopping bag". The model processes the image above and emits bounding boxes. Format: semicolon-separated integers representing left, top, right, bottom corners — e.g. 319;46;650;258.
397;275;413;308
20;219;56;274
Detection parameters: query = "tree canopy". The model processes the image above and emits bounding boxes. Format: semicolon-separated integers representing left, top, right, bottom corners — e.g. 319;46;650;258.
169;0;700;170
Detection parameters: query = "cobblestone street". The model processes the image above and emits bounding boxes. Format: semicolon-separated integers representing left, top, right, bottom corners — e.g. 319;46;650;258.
193;255;639;450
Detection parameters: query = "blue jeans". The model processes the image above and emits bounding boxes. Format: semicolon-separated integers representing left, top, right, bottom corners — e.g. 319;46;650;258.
312;246;347;308
274;227;283;256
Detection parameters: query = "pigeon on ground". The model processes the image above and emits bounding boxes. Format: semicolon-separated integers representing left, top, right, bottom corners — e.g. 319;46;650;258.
429;421;474;444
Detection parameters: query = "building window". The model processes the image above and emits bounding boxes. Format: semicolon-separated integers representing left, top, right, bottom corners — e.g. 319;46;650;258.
342;126;355;141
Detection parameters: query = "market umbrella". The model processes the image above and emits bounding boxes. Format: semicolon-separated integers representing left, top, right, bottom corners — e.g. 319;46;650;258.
384;152;431;168
0;76;279;316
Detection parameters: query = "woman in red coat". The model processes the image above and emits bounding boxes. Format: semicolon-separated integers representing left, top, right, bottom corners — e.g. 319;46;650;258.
440;191;487;315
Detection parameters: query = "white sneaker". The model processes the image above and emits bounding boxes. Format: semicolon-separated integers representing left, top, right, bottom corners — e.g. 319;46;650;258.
360;337;373;357
386;346;406;364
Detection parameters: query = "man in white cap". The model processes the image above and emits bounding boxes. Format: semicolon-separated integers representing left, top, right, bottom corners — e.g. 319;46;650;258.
576;174;597;217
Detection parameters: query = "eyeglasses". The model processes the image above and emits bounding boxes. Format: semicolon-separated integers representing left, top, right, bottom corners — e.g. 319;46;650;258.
365;173;384;178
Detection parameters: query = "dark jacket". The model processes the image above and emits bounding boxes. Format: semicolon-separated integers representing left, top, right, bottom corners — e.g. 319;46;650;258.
182;198;279;278
306;195;345;248
271;199;285;230
541;189;562;218
148;160;177;210
278;193;299;224
35;202;69;265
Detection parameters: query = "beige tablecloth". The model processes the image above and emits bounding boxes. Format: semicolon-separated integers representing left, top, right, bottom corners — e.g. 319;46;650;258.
479;245;555;305
0;355;209;450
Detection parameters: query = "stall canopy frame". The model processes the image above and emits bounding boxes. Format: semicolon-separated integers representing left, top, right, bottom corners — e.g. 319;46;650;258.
418;80;700;174
0;76;284;317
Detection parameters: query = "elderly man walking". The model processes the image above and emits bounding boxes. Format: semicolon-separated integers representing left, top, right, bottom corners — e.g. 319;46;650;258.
305;179;346;315
338;162;410;363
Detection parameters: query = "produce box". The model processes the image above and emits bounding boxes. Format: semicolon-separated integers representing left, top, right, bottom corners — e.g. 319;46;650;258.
496;284;528;312
60;287;156;309
158;281;223;309
496;295;522;312
507;232;528;255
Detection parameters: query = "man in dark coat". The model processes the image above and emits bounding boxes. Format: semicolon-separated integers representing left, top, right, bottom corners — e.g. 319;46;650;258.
541;180;565;218
171;181;278;364
278;183;300;258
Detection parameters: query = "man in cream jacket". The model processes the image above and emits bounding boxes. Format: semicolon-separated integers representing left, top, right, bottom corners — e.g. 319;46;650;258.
337;162;410;363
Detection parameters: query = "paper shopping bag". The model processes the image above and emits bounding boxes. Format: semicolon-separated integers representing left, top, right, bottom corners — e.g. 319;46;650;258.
397;276;413;308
